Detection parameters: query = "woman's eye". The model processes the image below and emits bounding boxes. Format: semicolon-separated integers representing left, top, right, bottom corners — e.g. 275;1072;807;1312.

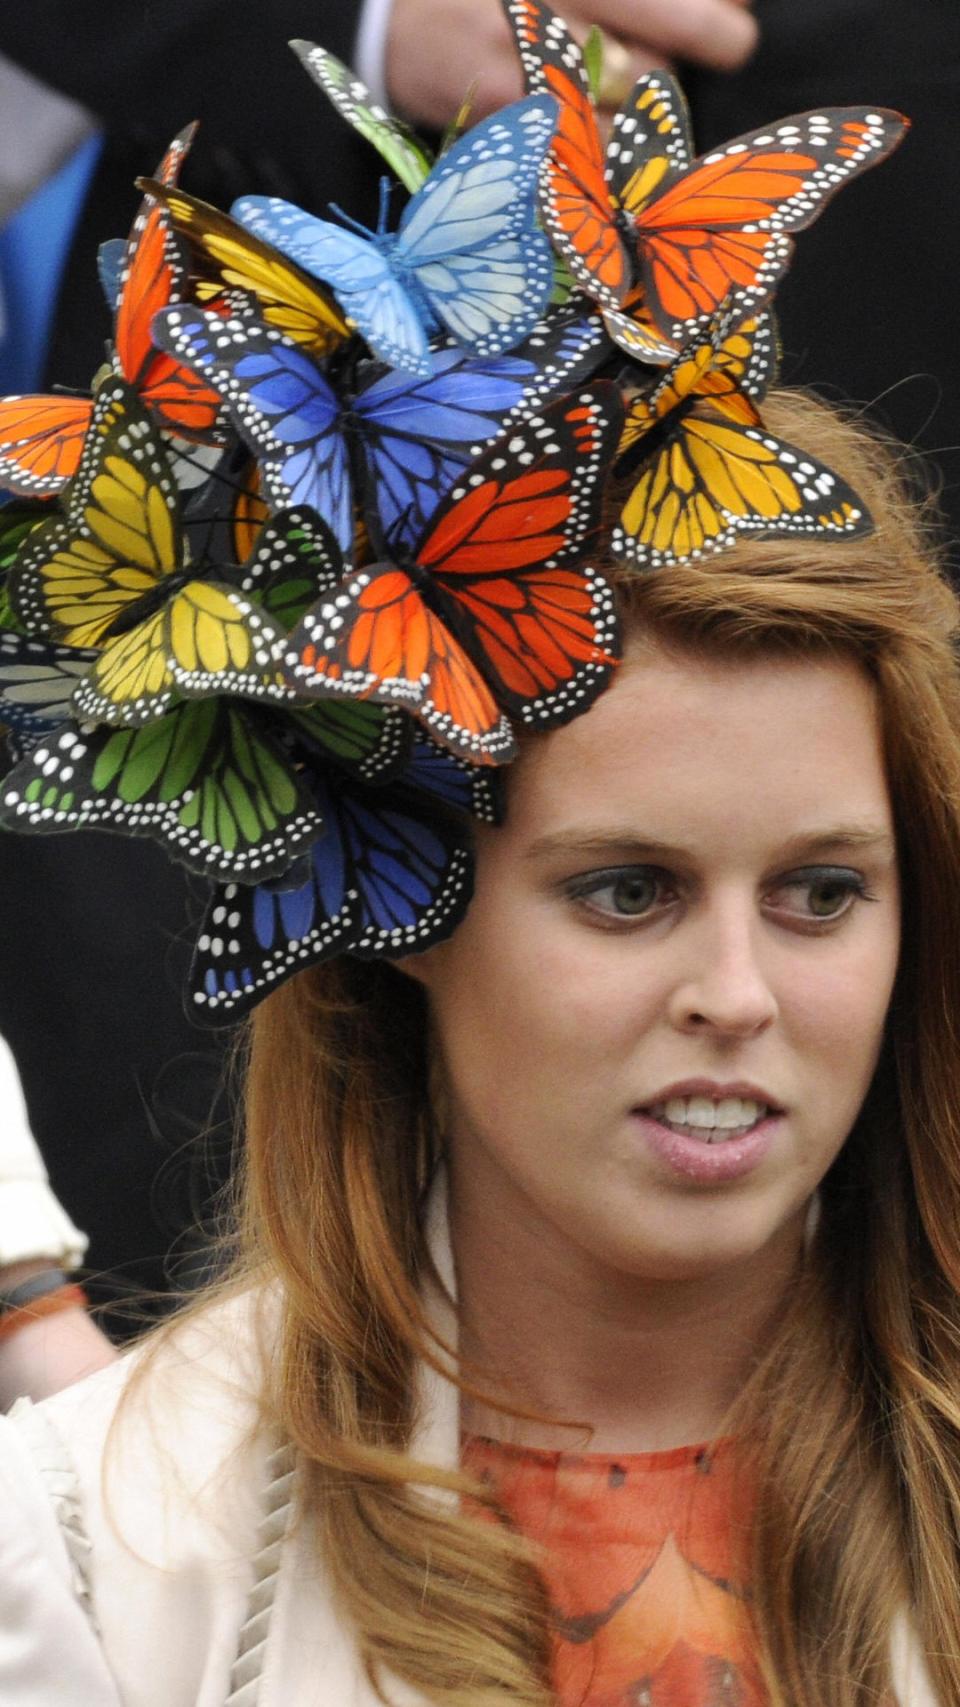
569;868;670;919
766;866;869;922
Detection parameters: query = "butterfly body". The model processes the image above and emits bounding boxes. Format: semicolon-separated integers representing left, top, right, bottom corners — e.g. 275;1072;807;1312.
151;298;611;557
233;95;561;376
612;310;871;568
8;381;297;728
503;0;907;347
285;384;624;765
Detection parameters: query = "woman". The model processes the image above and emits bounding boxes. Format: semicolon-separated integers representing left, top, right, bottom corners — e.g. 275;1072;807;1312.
0;388;952;1706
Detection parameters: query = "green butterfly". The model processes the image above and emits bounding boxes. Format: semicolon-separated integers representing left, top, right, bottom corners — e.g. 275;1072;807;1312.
0;500;50;633
291;40;434;194
0;698;322;882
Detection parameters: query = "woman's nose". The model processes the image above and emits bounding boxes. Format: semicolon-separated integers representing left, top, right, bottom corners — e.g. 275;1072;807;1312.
666;902;779;1037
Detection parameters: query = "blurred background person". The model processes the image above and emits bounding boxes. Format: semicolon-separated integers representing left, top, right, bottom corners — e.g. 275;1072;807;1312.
0;1032;115;1405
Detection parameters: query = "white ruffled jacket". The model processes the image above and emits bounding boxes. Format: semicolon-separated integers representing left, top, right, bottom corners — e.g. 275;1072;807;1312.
0;1191;942;1707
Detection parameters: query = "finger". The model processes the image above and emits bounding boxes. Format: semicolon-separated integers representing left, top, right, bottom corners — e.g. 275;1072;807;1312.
596;54;673;139
595;48;674;115
386;0;525;128
562;0;759;73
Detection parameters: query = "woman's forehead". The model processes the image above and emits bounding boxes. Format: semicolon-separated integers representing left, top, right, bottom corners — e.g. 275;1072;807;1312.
500;641;893;854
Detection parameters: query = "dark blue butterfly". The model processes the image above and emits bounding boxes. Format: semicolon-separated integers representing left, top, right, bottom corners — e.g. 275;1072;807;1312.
189;732;499;1022
97;237;126;314
151;299;609;556
232;97;559;376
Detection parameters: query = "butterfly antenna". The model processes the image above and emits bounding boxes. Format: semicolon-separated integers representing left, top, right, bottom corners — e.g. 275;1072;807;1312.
327;201;377;240
377;175;393;235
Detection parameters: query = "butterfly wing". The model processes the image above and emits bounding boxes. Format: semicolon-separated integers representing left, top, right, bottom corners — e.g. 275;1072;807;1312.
606;70;694;207
97;237;127;314
0;396;94;497
417;384;623;727
151;305;354;552
136;179;351;358
355;302;609;551
72;581;292;727
0;698;325;884
233;196;432;375
113;126;226;440
696;309;779;413
394;96;558;357
599;298;678;366
625;88;907;339
9;378;182;647
290;39;433;193
189;732;485;1021
285;698;411;783
614;408;872;567
114;123;197;388
285;561;516;766
504;0;632;311
234;503;345;625
0;631;97;753
613;322;871;567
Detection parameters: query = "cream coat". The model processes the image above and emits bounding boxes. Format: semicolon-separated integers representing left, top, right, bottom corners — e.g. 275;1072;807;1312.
0;1189;942;1706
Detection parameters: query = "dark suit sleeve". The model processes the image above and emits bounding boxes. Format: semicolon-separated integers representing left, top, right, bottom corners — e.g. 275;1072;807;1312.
5;1;387;384
0;2;363;159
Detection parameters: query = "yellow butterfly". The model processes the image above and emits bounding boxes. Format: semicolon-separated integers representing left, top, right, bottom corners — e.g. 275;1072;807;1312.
612;309;872;568
137;179;352;357
9;377;291;727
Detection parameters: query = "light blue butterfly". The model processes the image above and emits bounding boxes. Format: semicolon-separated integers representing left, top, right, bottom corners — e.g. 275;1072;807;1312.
232;95;559;378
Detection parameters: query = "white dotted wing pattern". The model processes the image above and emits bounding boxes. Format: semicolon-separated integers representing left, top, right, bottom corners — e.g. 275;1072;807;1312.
0;6;910;1006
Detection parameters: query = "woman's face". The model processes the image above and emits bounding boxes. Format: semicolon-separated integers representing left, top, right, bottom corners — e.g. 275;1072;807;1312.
413;640;901;1283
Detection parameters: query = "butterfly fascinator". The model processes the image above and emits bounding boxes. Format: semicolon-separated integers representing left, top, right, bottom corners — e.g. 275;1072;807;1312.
0;2;907;1020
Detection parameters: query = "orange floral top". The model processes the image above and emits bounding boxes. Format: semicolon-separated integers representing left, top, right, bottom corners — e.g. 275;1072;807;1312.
461;1434;767;1707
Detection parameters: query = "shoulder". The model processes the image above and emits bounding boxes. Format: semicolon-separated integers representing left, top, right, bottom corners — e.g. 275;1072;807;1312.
2;1285;287;1707
0;1403;122;1703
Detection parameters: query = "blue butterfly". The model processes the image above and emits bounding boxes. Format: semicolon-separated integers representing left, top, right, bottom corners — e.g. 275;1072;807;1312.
150;299;609;556
231;96;559;376
97;237;126;314
189;732;500;1021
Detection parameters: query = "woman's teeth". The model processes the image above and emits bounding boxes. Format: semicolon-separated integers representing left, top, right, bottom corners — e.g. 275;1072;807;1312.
643;1095;770;1142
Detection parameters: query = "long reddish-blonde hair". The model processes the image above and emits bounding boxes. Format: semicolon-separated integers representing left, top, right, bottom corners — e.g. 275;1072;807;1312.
236;390;960;1705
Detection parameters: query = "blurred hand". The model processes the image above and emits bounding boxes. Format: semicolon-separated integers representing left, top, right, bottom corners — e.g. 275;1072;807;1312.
386;0;757;131
0;1303;117;1408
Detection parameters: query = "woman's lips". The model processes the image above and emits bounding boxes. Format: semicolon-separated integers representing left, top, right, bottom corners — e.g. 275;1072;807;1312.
629;1106;782;1183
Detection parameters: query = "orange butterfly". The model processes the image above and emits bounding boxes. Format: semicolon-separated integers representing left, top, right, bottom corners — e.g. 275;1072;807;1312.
284;386;623;766
613;308;872;568
0;123;224;498
503;0;907;348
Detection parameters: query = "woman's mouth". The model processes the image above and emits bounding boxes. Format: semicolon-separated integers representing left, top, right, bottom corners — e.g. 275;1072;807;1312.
642;1094;770;1143
630;1094;783;1182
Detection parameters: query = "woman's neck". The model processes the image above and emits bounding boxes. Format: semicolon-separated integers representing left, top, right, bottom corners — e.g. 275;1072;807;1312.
449;1160;807;1456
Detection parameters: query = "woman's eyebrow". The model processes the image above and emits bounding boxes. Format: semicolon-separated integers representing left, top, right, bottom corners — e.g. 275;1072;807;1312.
778;827;897;859
523;826;897;863
523;831;693;862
